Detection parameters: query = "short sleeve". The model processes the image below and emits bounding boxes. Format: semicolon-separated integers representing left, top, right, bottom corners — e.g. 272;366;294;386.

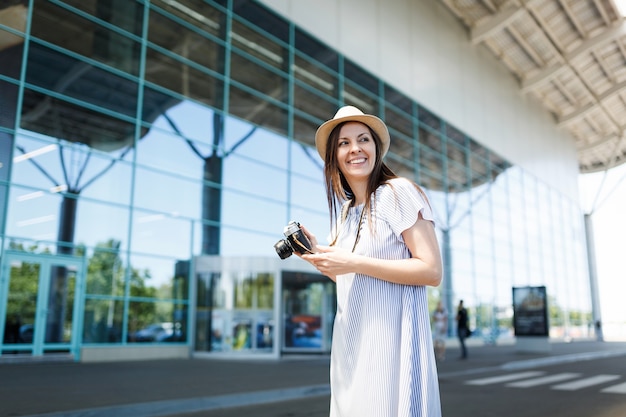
376;178;435;238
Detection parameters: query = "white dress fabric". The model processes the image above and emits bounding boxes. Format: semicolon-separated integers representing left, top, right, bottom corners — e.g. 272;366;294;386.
329;177;441;417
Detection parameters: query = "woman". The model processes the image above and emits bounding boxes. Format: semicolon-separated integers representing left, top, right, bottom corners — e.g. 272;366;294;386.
432;301;448;361
300;106;443;417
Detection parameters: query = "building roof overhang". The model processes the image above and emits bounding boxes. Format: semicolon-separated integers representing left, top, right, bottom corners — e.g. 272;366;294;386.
437;0;626;174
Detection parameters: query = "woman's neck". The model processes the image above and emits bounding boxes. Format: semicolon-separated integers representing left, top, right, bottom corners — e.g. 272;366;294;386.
350;182;368;206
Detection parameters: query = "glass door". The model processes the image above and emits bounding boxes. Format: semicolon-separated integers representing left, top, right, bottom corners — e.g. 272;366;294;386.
0;252;84;360
281;271;336;353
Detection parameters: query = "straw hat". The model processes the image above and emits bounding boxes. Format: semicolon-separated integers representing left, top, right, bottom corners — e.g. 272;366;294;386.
314;105;390;160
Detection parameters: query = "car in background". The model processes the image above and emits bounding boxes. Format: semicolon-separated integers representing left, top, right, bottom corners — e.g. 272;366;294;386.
131;322;173;342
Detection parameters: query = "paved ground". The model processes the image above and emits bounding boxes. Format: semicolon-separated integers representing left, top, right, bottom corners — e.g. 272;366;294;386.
1;338;626;417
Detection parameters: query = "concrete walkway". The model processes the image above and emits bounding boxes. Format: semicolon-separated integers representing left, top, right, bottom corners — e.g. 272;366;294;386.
1;339;626;417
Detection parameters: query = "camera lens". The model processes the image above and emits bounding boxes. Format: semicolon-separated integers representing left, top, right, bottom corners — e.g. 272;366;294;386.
274;239;293;259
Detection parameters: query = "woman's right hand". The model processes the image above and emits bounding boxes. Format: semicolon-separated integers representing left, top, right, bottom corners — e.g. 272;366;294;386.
298;224;319;252
296;225;337;281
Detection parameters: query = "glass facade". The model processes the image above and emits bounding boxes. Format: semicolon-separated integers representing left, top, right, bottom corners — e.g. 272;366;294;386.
0;0;592;360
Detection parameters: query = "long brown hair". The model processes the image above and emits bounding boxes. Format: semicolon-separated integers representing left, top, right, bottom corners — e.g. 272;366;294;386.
323;121;429;237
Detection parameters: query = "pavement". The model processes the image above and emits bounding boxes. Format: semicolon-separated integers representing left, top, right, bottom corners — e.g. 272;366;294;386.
2;338;626;417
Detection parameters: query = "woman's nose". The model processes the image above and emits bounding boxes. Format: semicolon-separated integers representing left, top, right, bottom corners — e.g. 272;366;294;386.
349;141;361;152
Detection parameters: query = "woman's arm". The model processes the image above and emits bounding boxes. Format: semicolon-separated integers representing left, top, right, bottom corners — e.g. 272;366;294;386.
302;212;442;286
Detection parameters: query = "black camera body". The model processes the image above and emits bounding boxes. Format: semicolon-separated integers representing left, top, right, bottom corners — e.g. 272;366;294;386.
274;221;313;259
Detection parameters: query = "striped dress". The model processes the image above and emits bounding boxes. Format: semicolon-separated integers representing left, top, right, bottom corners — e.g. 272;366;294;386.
329;177;441;417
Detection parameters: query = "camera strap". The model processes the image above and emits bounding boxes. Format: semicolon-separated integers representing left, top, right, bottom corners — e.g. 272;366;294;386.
351;206;366;252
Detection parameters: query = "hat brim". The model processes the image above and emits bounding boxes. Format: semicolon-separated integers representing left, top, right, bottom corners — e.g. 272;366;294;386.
315;114;390;160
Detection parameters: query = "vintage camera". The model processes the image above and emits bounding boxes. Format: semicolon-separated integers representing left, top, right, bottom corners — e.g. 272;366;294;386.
274;221;313;259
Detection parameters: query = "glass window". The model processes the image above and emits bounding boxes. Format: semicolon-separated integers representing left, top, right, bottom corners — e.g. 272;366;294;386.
418;106;440;131
61;0;145;37
148;3;225;75
386;153;415;181
289;146;326;216
30;1;142;75
26;43;139;119
344;59;377;96
419;143;443;180
231;20;287;72
82;298;124;344
224;115;288;165
5;184;64;250
230;51;287;102
344;82;377;115
385;106;413;139
20;88;136;156
293;108;333;150
234;0;289;45
229;85;288;137
384;84;413;115
152;0;225;40
127;301;185;343
144;47;223;107
0;28;24;79
129;254;190;301
195;268;276;352
131;210;193;258
0;79;19;223
221;189;287;240
133;166;201;217
85;242;126;296
293;83;337;133
143;99;220;153
136;124;208;179
295;27;338;72
224;155;287;202
74;199;130;251
64;148;134;207
388;129;415;167
10;132;132;252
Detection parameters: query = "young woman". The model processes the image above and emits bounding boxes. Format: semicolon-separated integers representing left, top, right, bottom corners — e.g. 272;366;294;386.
300;106;443;417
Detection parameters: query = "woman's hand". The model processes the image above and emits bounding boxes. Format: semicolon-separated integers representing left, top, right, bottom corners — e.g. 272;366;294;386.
302;245;356;281
298;224;319;252
295;225;338;281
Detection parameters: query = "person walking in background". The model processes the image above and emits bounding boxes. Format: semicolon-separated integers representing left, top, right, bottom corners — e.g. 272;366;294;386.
432;300;448;361
299;105;443;417
456;299;469;359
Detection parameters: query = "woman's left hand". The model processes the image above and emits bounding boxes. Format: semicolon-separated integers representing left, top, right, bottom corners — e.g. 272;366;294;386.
301;245;356;278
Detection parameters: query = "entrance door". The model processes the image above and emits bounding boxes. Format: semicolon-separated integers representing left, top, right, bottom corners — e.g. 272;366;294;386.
0;252;84;360
282;271;336;353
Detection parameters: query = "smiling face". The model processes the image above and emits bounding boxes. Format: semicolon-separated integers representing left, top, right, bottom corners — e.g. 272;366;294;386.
335;121;377;184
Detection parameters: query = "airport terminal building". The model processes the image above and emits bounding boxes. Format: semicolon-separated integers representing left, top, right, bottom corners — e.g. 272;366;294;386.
0;0;608;362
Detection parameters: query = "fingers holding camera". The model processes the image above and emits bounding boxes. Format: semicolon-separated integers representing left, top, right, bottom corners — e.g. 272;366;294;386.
302;246;354;279
299;224;319;249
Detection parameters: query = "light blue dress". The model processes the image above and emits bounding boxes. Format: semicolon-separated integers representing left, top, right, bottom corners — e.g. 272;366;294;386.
329;177;441;417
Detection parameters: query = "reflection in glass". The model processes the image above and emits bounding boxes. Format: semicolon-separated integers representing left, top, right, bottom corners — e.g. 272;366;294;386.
145;47;222;105
26;43;139;118
283;271;335;350
131;212;193;259
3;260;39;347
83;298;123;344
86;240;125;296
127;301;186;343
195;270;276;352
45;264;77;344
30;1;143;74
128;253;191;301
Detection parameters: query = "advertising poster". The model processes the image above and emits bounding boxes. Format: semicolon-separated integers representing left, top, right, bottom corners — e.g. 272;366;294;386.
512;286;549;336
